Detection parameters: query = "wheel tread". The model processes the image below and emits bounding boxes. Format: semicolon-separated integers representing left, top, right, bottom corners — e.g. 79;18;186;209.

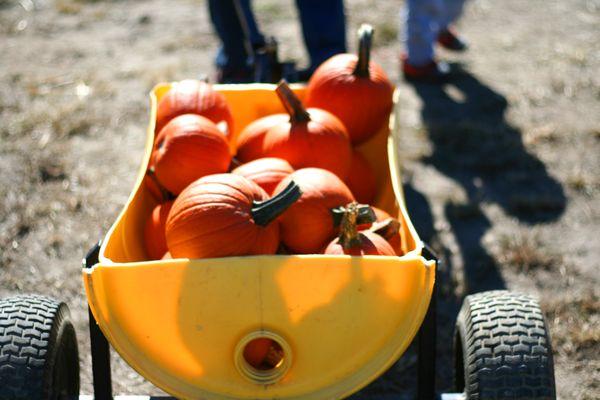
455;290;556;399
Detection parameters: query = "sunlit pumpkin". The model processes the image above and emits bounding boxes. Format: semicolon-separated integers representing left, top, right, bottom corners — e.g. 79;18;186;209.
273;168;354;254
144;201;174;260
232;157;294;195
236;80;352;180
324;202;395;256
368;216;402;255
155;79;233;139
144;168;174;202
165;174;301;259
345;150;377;204
305;24;393;144
153;114;231;195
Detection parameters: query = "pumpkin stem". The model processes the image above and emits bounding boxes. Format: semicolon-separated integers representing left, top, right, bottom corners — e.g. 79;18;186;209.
331;203;376;228
146;167;174;201
370;217;400;240
275;80;311;123
252;180;302;227
335;202;377;249
353;24;373;78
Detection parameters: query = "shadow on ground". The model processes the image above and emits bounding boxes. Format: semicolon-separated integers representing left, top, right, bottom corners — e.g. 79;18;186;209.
354;67;566;398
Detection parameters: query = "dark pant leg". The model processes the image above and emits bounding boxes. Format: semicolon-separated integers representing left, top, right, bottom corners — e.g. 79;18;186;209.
295;0;347;70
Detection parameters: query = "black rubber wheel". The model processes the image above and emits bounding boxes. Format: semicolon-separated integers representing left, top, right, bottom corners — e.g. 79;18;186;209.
454;290;556;400
0;295;80;400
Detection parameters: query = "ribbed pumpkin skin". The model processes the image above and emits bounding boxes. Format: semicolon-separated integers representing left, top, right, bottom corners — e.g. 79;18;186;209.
345;151;377;204
305;54;393;145
236;114;288;151
235;109;352;180
274;168;354;254
156;80;233;139
144;201;174;260
165;174;280;259
153;114;231;195
323;230;395;256
232;157;294;195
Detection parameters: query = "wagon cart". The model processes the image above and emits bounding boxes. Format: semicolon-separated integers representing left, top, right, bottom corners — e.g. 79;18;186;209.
0;83;556;400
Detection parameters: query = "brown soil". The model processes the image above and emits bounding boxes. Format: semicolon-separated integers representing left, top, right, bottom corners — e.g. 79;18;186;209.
1;0;598;398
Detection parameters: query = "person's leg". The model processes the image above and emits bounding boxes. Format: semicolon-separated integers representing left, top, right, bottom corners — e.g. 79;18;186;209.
295;0;347;71
436;0;468;51
208;0;264;80
402;0;440;66
439;0;467;31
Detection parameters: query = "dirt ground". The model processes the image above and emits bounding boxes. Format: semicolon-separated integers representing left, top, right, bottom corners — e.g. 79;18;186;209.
0;0;598;398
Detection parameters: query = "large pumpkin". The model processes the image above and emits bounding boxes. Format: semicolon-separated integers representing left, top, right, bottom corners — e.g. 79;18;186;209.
155;79;233;139
153;114;231;194
232;157;294;195
143;201;174;260
236;81;352;180
324;202;395;256
273;168;354;254
305;24;393;144
165;174;301;259
345;150;377;204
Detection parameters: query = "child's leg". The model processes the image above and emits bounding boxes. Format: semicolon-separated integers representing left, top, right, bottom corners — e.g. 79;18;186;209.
439;0;467;31
402;0;442;66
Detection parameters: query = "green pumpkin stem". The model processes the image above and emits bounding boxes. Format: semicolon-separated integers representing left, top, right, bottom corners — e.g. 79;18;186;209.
333;202;377;249
275;79;311;123
353;24;373;78
252;180;302;227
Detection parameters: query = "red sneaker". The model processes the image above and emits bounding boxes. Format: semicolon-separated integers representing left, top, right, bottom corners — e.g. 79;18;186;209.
437;27;468;52
402;56;451;83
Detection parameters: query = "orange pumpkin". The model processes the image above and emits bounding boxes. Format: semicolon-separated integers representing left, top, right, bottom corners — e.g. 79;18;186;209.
305;24;393;144
243;338;274;369
153;114;231;195
155;79;233;139
165;174;301;259
274;168;354;254
144;201;174;260
232;157;294;195
236;80;352;180
345;151;377;204
324;202;395;256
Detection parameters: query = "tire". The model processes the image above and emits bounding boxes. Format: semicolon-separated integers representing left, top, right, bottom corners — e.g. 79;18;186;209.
454;290;556;400
0;295;80;400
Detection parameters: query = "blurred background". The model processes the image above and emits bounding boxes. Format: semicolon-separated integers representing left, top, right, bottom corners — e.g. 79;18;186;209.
0;0;598;398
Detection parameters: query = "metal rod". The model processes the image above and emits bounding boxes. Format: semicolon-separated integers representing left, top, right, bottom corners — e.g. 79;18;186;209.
417;244;438;400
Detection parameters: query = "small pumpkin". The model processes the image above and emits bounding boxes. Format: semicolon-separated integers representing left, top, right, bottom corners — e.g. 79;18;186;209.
236;80;352;180
243;338;274;369
144;201;174;260
155;79;233;139
232;157;294;195
273;168;354;254
324;202;395;256
165;174;301;259
153;114;231;195
345;151;377;204
305;24;393;144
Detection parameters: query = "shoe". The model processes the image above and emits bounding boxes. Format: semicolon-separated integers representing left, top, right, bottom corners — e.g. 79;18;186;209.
437;27;468;52
402;57;451;83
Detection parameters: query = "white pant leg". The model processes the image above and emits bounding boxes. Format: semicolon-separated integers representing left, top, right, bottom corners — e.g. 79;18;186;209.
439;0;467;31
402;0;444;65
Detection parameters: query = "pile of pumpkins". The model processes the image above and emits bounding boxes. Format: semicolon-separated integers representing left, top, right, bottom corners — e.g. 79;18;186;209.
143;24;402;261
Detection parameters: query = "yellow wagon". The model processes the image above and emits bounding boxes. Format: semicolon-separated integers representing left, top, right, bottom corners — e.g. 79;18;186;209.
0;82;556;400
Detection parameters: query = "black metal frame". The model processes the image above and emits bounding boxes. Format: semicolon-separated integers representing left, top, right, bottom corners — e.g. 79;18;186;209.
82;241;439;400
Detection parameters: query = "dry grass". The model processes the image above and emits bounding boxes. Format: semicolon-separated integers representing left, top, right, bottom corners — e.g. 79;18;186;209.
497;231;560;272
541;290;600;361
